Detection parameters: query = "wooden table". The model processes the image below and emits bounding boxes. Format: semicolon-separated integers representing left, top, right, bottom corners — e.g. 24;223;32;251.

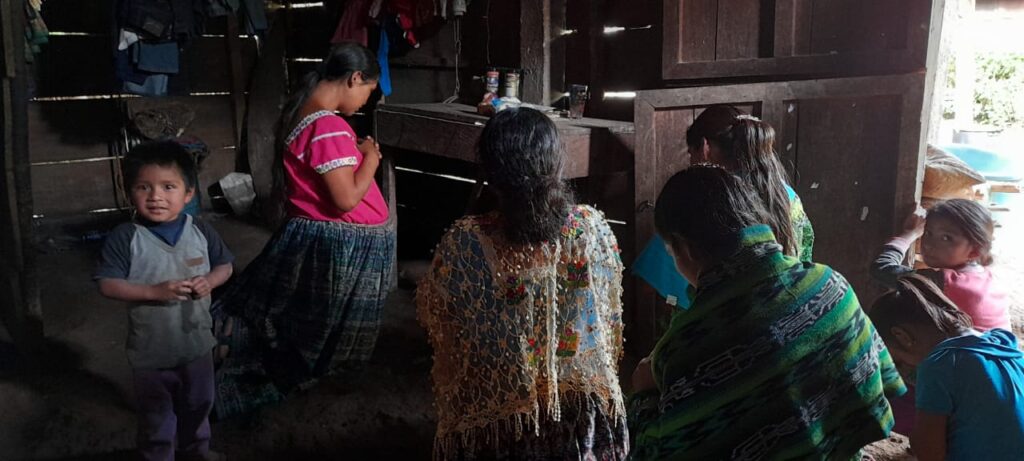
374;102;638;356
374;103;635;179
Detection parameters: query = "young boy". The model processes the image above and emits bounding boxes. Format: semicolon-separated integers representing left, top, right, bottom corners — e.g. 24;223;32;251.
95;141;233;461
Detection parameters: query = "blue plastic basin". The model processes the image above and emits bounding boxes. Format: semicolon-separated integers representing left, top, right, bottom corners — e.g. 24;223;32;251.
939;143;1022;182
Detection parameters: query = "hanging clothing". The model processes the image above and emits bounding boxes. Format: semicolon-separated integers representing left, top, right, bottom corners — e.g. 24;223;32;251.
25;0;49;56
417;206;629;460
330;0;374;46
239;0;267;35
123;74;169;96
205;0;239;17
134;41;180;74
376;26;392;96
628;225;905;460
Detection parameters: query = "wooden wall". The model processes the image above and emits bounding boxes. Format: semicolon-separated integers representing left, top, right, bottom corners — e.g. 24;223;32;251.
32;0;250;224
566;0;664;122
29;0;520;233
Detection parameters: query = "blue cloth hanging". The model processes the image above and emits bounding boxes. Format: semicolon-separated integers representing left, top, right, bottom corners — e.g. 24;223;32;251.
377;27;392;96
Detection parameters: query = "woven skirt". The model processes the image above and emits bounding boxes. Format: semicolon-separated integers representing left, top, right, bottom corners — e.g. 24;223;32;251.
213;217;395;419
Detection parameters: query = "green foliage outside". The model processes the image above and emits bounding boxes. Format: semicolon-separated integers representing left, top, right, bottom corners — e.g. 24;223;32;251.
944;53;1024;129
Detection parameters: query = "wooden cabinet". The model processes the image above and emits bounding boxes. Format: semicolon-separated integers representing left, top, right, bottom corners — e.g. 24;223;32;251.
662;0;932;80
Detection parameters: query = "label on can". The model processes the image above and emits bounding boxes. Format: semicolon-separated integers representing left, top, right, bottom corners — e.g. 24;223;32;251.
504;72;520;99
485;70;500;94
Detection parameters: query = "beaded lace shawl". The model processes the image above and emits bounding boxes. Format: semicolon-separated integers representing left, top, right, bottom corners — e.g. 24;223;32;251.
416;205;626;460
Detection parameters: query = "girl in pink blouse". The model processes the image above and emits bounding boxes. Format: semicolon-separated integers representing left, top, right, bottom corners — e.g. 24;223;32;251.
213;42;395;418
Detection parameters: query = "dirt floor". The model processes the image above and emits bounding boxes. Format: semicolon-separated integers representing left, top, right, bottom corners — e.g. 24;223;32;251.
0;214;435;461
2;206;1022;460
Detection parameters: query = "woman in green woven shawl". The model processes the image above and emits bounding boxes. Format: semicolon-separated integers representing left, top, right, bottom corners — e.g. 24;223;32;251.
628;165;905;460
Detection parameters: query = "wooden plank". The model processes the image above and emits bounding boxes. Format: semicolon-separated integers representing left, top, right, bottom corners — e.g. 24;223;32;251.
670;0;717;64
225;15;246;144
520;0;566;104
810;0;900;55
990;183;1021;194
787;95;903;298
652;108;693;189
665;0;931;80
716;0;761;60
125;95;238;150
247;15;288;204
376;104;633;179
387;67;458;104
35;36;258;97
31;159;118;215
662;48;922;80
3;0;44;349
771;99;800;181
774;0;812;57
28;100;120;163
198;147;238;209
808;0;846;55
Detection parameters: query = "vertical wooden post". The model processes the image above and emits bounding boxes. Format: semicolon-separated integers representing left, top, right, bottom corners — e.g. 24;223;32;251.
225;14;247;145
1;0;43;351
520;0;566;105
952;0;976;140
906;0;949;218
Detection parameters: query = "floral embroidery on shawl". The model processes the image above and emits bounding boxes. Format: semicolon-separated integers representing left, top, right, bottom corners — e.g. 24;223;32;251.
563;260;590;289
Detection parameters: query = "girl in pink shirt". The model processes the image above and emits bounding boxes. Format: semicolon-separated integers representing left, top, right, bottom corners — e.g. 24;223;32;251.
872;199;1010;331
213;43;395;418
871;198;1010;436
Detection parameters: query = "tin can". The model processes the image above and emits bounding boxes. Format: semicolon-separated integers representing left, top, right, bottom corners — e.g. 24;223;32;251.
504;71;520;99
485;69;500;94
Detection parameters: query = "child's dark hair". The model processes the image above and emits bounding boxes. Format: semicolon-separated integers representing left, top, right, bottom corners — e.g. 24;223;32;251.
123;141;197;190
655;164;771;262
928;198;995;266
705;117;797;257
270;42;381;221
870;273;974;344
479;107;575;244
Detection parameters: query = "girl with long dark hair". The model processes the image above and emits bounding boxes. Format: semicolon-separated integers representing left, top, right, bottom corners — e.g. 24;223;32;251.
213;42;395;418
632;105;815;309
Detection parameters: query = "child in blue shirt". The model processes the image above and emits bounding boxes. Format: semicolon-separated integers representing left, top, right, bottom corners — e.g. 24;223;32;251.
95;141;233;461
869;273;1024;461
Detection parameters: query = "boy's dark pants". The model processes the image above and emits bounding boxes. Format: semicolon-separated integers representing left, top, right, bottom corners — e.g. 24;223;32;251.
133;352;215;461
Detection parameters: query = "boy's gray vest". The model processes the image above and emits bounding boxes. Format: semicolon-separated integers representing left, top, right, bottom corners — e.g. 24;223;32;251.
126;215;216;370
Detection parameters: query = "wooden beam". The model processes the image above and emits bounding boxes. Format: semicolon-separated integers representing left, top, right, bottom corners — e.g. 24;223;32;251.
225;14;247;145
245;15;287;209
1;0;43;351
906;0;948;225
519;0;566;105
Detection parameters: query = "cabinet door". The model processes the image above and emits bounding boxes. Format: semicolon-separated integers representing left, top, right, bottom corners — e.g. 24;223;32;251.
631;73;925;352
662;0;931;80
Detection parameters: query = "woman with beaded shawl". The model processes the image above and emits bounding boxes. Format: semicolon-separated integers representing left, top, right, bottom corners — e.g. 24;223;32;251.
416;107;629;460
